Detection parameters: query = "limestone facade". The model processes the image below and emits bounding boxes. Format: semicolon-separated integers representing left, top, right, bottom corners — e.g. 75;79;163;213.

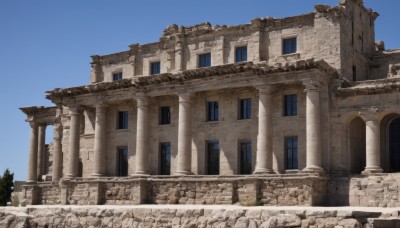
19;0;400;207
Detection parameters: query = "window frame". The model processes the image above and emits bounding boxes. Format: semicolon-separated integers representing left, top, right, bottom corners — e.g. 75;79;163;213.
284;94;298;117
206;101;219;122
117;111;129;129
112;72;123;81
282;37;297;55
159;142;171;175
235;46;248;63
150;61;161;75
239;140;252;175
117;146;128;177
198;52;211;68
285;136;299;170
160;106;171;125
238;98;252;120
206;140;220;175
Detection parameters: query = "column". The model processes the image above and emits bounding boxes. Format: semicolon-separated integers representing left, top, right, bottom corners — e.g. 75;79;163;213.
52;122;63;181
37;124;46;180
175;93;193;175
303;80;324;173
67;107;81;178
362;114;383;174
92;104;107;177
27;122;39;183
134;95;149;175
254;86;274;174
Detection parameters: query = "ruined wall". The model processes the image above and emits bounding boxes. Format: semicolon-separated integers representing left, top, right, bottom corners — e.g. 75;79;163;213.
370;50;400;79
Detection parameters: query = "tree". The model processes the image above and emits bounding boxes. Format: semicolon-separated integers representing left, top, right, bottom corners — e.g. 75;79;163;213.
0;169;14;206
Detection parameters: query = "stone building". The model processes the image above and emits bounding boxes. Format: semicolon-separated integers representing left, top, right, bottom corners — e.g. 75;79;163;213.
19;0;400;207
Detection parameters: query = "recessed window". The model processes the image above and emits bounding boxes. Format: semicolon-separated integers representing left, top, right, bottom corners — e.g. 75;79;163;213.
235;46;247;62
239;98;251;120
150;61;161;75
239;141;252;174
284;94;297;116
285;137;298;170
117;147;128;176
117;111;128;129
282;37;297;55
113;72;123;81
207;101;219;121
199;52;211;68
206;141;220;175
160;106;171;125
159;142;171;175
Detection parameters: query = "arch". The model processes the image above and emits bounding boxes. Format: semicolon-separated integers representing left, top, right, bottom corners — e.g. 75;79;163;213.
381;113;400;172
349;117;366;174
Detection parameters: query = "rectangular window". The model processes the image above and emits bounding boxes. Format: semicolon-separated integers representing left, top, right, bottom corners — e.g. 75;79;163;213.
117;111;128;129
160;106;171;125
239;98;252;120
198;52;211;68
159;142;171;175
150;61;161;75
285;137;298;170
207;101;219;121
239;141;252;174
113;72;123;81
206;141;220;175
284;94;297;116
235;46;247;62
282;37;297;55
117;147;128;176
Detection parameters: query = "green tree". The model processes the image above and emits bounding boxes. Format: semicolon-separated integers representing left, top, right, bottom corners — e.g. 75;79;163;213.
0;169;14;206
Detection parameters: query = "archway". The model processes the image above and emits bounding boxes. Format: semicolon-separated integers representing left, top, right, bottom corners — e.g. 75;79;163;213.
349;117;366;174
389;117;400;172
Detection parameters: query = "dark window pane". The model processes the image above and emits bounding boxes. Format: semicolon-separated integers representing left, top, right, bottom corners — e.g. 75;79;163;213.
207;101;219;121
117;111;128;129
285;137;298;170
160;106;171;125
113;72;122;81
207;141;220;175
151;62;161;75
284;95;297;116
240;141;252;174
239;99;251;119
283;38;297;55
160;142;171;175
199;53;211;68
235;46;247;62
117;147;128;176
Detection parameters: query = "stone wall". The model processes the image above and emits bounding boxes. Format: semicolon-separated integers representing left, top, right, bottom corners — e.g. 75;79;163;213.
2;205;400;228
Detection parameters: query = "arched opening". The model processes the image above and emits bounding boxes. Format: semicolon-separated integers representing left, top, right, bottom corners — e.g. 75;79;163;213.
389;117;400;172
349;117;366;174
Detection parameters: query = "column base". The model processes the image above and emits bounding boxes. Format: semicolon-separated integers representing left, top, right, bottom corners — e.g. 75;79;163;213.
174;171;194;176
253;168;275;175
362;167;383;175
302;166;324;174
91;173;105;178
131;172;150;177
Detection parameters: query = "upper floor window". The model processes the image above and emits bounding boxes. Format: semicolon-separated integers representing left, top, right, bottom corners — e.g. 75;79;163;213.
283;37;297;55
235;46;247;62
117;111;128;129
239;98;251;120
285;136;298;170
284;94;297;116
207;101;219;121
150;61;161;75
113;72;123;81
160;106;171;125
199;52;211;68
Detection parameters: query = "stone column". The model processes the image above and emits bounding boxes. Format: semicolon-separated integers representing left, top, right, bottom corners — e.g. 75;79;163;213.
27;122;39;183
175;93;193;175
254;86;274;174
67;107;81;178
52;122;63;181
92;104;107;177
134;95;149;175
303;80;324;173
362;112;383;174
37;124;46;180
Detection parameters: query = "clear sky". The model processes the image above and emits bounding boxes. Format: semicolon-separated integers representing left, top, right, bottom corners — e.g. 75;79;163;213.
0;0;399;181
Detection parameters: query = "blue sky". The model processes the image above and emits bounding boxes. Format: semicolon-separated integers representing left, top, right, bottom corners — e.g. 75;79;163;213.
0;0;399;180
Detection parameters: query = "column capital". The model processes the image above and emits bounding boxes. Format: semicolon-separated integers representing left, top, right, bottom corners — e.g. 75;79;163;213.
303;79;320;92
178;93;193;102
29;121;38;128
136;94;149;107
256;85;274;95
69;106;82;115
359;107;381;122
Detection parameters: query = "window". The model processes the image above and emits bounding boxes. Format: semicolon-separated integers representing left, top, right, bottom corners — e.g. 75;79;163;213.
353;65;357;82
239;141;252;174
235;46;247;62
207;101;219;121
284;95;297;116
206;141;220;175
150;61;161;75
160;106;171;125
117;111;128;129
113;72;123;81
239;98;251;120
117;147;128;176
198;52;211;68
159;142;171;175
285;137;298;170
282;37;297;55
